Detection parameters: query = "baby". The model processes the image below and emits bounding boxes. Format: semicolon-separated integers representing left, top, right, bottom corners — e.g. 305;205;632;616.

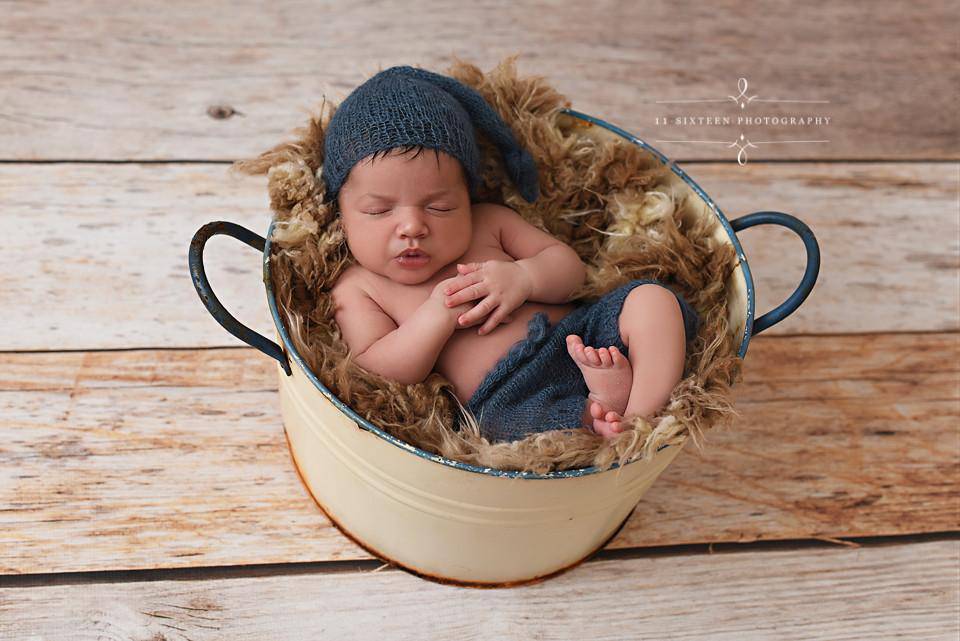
325;66;699;444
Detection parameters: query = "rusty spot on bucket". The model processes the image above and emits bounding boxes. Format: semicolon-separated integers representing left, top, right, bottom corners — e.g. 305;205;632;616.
567;119;594;130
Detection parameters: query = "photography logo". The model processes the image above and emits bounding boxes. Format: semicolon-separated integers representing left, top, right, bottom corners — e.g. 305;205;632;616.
653;78;830;165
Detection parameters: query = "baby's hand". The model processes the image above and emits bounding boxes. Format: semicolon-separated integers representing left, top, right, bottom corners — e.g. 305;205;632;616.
443;261;534;335
428;277;475;330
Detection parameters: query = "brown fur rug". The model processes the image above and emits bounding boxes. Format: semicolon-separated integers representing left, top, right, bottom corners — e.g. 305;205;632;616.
233;55;744;475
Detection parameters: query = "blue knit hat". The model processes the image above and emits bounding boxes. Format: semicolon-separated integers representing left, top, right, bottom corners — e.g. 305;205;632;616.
322;65;540;205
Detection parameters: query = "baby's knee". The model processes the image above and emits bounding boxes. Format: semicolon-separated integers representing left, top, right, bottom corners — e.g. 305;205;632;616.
617;284;685;352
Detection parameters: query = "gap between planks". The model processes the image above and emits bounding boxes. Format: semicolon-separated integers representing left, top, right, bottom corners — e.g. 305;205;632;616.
1;328;958;355
1;531;956;589
0;159;957;164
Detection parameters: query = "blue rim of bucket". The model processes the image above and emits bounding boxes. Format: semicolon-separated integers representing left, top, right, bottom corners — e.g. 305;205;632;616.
263;108;753;480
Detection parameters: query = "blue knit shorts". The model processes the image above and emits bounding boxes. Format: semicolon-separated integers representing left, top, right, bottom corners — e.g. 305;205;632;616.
458;279;700;444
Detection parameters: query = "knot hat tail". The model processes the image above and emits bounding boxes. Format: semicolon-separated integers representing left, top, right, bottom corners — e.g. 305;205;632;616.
502;147;540;203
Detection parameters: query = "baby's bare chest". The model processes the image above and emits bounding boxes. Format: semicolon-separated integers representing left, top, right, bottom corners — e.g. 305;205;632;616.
361;230;575;402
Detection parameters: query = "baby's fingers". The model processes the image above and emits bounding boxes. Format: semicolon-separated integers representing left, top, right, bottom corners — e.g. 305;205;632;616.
457;296;497;328
445;277;485;307
477;307;510;335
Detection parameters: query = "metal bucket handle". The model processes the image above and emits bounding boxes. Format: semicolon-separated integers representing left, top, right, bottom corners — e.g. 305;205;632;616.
188;221;292;376
729;210;821;335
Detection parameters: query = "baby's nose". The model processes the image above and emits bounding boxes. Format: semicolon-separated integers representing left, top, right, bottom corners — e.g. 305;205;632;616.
398;210;428;237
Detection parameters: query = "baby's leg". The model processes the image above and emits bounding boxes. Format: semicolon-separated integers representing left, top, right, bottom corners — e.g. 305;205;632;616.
565;336;634;423
565;337;637;438
595;284;687;434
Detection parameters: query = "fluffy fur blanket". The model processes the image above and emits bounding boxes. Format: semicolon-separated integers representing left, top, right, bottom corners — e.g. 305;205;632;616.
233;55;744;474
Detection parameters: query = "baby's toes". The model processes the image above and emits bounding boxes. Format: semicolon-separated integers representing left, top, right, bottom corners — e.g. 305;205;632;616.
589;399;606;420
566;334;584;350
596;347;613;367
604;410;625;435
566;335;586;364
584;346;601;366
592;417;623;439
609;345;628;366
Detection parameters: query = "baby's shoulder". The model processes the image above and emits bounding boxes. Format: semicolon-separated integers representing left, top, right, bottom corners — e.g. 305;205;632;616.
471;201;519;223
330;264;397;329
331;263;374;303
470;201;521;242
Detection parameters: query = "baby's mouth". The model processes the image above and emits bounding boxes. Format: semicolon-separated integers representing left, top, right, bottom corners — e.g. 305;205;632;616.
396;248;430;266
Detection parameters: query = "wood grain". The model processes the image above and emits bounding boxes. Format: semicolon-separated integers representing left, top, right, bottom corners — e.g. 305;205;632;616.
2;1;956;634
1;1;956;161
2;162;956;351
2;333;956;574
1;540;957;640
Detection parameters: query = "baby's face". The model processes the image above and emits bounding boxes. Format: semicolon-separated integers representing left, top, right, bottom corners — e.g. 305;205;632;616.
337;147;472;285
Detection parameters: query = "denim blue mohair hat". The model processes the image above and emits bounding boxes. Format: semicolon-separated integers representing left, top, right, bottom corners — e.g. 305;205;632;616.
322;65;540;205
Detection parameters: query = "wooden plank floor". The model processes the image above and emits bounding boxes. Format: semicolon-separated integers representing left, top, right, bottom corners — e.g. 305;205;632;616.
2;334;957;574
2;163;957;350
2;541;957;640
2;1;956;160
2;1;957;639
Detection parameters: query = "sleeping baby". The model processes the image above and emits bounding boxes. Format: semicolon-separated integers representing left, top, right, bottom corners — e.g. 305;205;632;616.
325;66;699;444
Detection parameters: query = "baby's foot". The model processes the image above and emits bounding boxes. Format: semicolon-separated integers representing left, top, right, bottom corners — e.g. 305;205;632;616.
565;334;633;417
588;401;626;439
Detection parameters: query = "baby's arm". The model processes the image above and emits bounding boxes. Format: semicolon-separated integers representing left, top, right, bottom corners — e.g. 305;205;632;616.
490;205;586;303
331;277;458;386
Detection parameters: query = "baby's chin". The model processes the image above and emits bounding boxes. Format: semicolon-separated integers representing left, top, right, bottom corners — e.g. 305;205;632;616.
388;264;445;284
365;258;447;284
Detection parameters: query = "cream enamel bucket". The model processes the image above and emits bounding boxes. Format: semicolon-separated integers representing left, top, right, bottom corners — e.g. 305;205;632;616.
189;108;820;587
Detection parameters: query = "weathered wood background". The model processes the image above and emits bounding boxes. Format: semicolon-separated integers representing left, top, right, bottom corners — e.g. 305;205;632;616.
2;1;957;639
